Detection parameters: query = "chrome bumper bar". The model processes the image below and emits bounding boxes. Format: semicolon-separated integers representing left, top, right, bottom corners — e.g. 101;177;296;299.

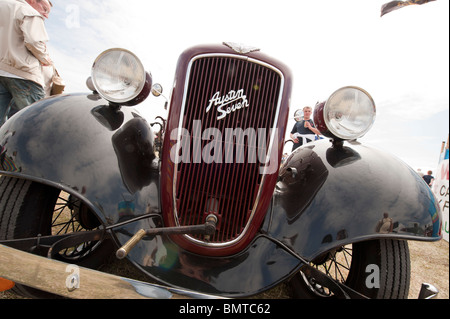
0;244;223;299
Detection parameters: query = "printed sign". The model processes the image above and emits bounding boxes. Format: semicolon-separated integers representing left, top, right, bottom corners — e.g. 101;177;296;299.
432;150;449;242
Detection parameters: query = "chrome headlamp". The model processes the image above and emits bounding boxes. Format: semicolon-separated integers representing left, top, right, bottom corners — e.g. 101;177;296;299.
314;86;376;140
91;48;152;106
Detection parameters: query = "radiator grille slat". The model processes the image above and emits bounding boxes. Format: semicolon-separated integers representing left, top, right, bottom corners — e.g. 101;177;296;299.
174;55;282;244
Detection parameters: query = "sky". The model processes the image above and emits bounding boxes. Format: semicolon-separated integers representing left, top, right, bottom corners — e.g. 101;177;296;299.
44;0;449;173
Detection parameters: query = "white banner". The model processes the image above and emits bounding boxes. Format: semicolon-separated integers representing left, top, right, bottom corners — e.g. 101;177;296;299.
432;157;449;242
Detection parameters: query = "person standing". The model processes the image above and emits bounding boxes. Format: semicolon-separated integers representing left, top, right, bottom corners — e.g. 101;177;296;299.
290;106;321;151
0;0;53;126
423;170;434;187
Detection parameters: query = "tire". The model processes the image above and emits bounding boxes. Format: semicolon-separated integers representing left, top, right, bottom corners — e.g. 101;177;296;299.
289;239;411;299
0;176;114;298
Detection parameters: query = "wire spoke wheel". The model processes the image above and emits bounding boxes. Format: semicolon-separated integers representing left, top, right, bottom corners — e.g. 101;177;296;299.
50;192;102;261
0;177;114;298
290;240;410;299
300;245;352;297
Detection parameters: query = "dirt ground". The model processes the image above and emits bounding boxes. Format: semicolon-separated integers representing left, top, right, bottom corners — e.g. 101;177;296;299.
407;239;449;299
1;238;448;300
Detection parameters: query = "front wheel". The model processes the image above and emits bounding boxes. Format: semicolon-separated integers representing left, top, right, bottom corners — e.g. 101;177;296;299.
289;239;411;299
0;176;114;298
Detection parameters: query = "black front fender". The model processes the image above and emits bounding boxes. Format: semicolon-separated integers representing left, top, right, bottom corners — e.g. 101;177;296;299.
272;139;442;261
0;94;159;228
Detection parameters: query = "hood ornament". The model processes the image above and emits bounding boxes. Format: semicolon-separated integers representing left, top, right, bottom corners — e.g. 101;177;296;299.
223;42;260;54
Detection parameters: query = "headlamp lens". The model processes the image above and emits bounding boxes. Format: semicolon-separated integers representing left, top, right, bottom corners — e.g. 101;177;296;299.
324;86;376;140
92;49;146;104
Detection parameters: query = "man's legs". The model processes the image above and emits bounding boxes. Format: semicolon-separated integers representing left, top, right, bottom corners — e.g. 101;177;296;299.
0;81;13;126
0;77;45;122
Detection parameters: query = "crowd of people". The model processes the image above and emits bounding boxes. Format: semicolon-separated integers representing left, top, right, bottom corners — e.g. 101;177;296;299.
0;0;61;126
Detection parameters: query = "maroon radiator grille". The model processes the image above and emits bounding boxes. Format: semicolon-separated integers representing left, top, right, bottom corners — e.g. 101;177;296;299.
173;55;283;245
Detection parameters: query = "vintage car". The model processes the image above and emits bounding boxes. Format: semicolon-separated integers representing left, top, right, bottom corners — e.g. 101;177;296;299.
0;43;442;299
